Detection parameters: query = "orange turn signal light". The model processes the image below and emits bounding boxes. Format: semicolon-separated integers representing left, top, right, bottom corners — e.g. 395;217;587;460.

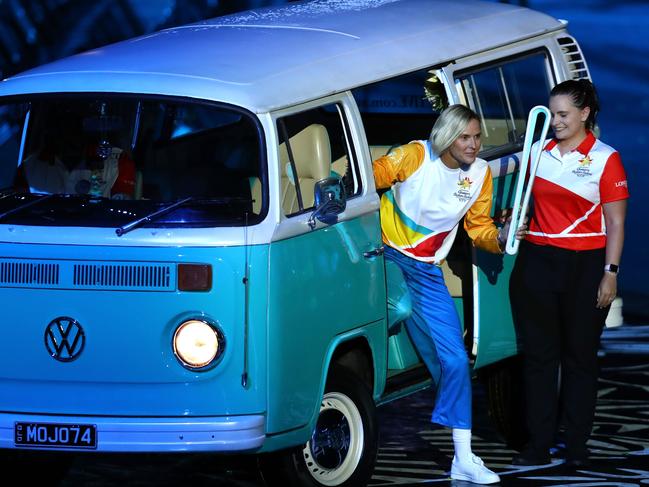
177;264;212;292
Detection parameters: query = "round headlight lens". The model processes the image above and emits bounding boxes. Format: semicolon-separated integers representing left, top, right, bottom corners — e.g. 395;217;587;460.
173;320;221;369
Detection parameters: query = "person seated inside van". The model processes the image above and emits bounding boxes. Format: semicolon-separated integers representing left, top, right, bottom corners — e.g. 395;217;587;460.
23;112;136;199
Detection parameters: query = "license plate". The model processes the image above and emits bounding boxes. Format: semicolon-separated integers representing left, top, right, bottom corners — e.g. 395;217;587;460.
15;422;97;449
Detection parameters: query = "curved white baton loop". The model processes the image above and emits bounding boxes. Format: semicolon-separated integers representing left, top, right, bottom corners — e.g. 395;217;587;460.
505;105;551;255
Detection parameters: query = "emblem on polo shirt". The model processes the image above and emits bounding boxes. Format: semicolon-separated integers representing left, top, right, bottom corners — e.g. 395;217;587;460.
454;176;473;201
458;177;472;189
572;155;593;178
579;156;593;166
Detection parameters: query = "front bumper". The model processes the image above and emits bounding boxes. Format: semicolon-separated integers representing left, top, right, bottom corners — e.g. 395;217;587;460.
0;413;265;452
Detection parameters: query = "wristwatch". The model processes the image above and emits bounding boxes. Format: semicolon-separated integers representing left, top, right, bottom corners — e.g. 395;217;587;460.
604;264;619;275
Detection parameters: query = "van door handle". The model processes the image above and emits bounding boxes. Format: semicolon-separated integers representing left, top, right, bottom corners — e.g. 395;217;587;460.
363;246;384;259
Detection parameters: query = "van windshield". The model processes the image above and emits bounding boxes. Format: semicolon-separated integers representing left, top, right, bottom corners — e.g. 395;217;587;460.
0;95;264;228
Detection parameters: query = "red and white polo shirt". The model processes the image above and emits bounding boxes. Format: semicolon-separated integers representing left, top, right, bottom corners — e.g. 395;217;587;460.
526;131;629;251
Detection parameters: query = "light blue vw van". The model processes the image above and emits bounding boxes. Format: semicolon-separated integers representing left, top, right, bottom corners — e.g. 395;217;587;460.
0;1;594;485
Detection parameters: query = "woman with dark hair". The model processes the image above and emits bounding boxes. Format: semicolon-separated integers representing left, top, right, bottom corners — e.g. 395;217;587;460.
510;79;629;467
373;104;506;484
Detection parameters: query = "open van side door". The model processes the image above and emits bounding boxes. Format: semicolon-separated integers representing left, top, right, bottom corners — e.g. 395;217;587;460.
441;42;558;368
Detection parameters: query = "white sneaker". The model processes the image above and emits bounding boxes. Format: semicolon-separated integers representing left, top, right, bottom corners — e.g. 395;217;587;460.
451;454;500;484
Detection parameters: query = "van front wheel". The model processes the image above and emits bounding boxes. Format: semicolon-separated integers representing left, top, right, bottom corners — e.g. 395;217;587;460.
260;365;378;487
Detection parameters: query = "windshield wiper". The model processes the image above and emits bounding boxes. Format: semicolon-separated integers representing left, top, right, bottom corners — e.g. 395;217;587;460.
0;193;56;222
116;196;193;236
115;196;251;236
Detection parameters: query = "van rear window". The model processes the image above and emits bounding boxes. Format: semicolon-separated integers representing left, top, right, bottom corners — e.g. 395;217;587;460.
0;95;265;228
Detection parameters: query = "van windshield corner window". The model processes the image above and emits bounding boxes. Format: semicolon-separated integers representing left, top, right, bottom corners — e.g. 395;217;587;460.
276;102;360;217
456;52;553;155
0;95;265;228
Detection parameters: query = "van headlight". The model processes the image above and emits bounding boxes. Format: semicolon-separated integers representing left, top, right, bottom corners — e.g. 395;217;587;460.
173;319;224;369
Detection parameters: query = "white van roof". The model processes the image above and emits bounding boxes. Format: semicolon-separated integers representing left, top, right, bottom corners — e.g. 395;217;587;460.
0;0;564;113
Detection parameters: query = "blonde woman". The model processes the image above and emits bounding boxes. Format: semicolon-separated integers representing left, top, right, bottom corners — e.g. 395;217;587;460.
374;104;507;484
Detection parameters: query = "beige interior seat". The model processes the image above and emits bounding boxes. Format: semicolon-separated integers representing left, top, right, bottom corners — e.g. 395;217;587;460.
331;144;393;182
278;124;331;215
441;260;463;297
250;176;262;214
369;145;393;161
481;118;526;148
331;155;348;179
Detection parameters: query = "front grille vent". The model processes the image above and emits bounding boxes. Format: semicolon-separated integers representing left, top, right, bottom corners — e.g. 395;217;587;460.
0;260;60;285
558;36;591;80
73;264;172;289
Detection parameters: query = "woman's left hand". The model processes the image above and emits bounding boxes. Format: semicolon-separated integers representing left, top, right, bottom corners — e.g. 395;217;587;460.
597;273;617;309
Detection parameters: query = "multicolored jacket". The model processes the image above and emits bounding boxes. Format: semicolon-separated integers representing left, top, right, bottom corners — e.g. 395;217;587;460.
373;140;501;263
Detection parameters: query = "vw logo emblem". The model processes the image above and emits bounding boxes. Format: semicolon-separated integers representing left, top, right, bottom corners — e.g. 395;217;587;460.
44;317;86;362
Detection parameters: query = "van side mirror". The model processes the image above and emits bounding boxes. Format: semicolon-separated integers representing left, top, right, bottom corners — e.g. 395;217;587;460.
308;176;346;229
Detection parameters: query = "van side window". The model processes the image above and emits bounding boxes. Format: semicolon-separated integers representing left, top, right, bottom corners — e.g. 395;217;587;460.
277;103;360;217
456;52;553;156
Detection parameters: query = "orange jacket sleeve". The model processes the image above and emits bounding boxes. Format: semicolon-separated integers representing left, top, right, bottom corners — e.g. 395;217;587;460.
372;143;425;189
464;166;502;254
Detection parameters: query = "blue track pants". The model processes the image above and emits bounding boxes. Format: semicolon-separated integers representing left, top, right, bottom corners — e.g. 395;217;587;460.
385;246;472;429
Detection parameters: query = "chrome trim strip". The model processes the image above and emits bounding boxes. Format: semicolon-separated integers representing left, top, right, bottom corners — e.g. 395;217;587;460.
1;413;265;452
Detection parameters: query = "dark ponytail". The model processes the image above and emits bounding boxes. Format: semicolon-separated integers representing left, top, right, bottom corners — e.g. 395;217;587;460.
550;79;599;131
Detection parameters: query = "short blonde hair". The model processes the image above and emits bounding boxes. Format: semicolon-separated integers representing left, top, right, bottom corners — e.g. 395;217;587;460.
429;104;480;155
